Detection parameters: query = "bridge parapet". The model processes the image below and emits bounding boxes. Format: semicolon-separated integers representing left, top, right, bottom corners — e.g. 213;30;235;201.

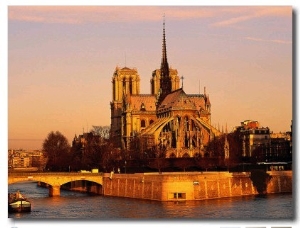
8;172;103;176
8;172;104;196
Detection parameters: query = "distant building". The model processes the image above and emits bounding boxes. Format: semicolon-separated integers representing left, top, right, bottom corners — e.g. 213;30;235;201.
267;124;292;162
72;132;102;151
110;19;221;158
233;120;292;163
72;132;94;148
267;136;291;162
234;120;270;158
72;131;108;155
8;149;46;171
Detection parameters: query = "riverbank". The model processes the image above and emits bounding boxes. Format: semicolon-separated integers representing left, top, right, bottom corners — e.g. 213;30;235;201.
60;170;292;201
102;170;292;201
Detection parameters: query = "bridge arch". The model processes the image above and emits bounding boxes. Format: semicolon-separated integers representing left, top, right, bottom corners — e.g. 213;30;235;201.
8;172;104;196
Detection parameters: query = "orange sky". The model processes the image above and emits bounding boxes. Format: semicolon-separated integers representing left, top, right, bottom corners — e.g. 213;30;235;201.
6;5;293;150
0;1;298;228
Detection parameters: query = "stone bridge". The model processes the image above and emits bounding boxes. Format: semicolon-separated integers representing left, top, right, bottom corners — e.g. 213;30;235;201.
8;172;104;196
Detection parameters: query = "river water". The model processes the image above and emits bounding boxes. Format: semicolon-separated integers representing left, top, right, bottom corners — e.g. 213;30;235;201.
8;181;294;221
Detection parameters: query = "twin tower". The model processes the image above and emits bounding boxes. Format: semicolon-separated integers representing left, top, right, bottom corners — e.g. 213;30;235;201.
111;19;180;103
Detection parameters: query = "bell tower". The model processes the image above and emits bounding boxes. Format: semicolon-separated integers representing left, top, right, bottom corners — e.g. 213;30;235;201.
110;66;140;147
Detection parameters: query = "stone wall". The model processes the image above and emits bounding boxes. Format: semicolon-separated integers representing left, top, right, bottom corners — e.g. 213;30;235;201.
102;171;292;201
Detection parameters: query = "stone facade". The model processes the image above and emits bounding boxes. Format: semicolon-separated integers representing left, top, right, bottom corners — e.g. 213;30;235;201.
110;21;221;157
102;171;292;201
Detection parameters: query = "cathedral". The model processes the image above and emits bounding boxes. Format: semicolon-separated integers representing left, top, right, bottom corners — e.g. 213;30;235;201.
110;20;221;158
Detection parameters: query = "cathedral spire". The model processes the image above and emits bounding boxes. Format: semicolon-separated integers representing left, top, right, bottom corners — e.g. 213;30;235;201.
159;15;172;104
161;15;169;71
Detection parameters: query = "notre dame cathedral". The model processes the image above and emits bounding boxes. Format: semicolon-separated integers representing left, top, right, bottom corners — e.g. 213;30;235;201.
110;20;221;158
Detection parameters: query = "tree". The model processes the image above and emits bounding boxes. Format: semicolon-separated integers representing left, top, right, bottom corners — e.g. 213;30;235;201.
90;126;110;139
43;131;71;171
81;133;102;170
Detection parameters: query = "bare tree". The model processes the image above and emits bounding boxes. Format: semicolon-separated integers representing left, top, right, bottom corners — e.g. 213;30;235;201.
90;126;110;139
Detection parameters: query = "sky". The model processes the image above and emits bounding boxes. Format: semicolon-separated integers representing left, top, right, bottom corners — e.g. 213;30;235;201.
1;1;298;228
6;4;293;151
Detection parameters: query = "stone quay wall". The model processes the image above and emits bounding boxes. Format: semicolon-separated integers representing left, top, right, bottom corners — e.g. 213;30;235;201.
102;171;292;201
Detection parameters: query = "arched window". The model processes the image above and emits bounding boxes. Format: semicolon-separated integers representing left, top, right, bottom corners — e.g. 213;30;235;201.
184;116;189;131
182;153;190;158
140;103;146;111
141;120;146;128
169;153;176;158
149;119;154;125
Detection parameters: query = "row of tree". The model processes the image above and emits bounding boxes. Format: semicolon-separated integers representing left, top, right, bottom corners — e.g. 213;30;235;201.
42;127;292;172
41;129;232;172
42;127;114;172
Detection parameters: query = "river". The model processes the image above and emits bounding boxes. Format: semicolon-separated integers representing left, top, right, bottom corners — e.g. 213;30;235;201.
8;181;294;221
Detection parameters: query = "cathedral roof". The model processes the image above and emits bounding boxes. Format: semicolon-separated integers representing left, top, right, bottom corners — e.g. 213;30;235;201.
158;88;195;111
157;89;208;113
189;95;206;110
129;94;156;111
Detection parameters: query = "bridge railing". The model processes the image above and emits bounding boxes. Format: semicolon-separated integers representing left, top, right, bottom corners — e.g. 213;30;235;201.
8;172;104;176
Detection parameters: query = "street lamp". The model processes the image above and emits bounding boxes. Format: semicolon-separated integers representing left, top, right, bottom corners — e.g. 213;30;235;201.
125;161;127;174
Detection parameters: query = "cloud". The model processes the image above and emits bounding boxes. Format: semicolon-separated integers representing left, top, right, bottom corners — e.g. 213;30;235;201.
245;36;292;44
211;6;291;27
8;6;292;34
14;6;287;25
8;6;216;24
212;15;253;27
